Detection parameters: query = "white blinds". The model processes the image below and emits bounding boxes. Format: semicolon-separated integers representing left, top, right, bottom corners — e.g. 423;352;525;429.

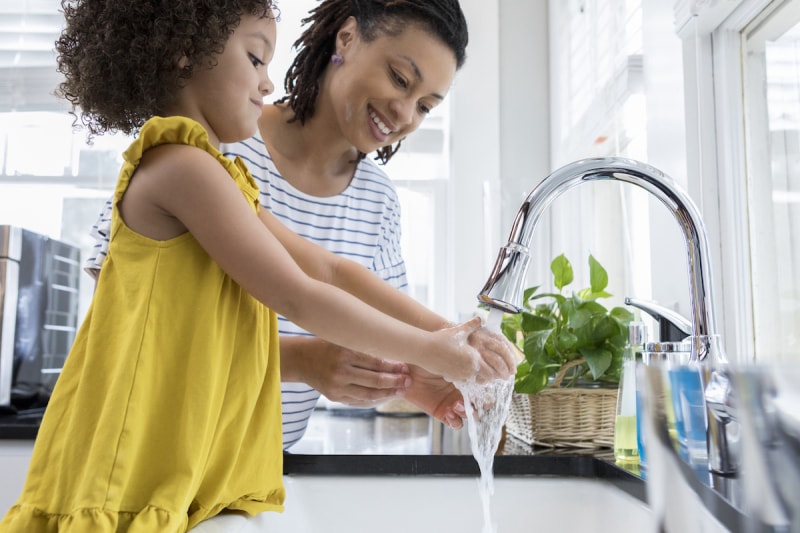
0;0;64;112
550;0;643;165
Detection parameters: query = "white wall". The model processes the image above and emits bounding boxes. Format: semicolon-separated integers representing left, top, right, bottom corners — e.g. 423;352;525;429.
642;0;692;319
449;0;551;318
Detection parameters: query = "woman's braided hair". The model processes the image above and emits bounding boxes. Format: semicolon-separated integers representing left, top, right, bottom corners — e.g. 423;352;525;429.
55;0;278;138
279;0;468;164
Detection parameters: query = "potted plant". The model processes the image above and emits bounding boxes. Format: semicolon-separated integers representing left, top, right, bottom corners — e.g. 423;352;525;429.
499;253;634;447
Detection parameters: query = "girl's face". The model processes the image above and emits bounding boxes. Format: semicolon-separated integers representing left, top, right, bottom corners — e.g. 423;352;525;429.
175;14;276;146
324;19;458;154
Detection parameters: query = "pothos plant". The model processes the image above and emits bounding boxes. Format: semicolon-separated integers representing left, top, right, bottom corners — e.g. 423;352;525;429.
500;254;634;395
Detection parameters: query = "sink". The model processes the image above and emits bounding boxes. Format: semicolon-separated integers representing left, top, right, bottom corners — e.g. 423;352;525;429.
190;475;652;532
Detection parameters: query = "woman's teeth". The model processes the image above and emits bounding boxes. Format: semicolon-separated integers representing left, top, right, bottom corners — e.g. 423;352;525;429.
369;110;392;135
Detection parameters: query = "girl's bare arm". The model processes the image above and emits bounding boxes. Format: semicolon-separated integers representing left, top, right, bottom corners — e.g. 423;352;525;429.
120;144;515;382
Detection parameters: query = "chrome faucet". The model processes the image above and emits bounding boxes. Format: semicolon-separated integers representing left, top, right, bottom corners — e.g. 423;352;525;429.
478;156;737;474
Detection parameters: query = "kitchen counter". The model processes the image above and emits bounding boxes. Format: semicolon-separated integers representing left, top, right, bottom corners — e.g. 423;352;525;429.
0;405;748;531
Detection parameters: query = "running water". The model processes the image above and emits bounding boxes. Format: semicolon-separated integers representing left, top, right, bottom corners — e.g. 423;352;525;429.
456;308;514;533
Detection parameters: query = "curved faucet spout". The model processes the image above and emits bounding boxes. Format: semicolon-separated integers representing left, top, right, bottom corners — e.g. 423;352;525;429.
478;157;719;359
478;156;738;475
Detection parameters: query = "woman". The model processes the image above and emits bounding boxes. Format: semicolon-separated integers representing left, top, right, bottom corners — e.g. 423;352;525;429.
88;0;473;449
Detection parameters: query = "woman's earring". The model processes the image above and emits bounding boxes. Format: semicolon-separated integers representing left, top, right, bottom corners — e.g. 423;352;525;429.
331;53;344;66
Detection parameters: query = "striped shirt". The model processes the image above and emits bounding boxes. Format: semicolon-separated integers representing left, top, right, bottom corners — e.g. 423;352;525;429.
85;130;408;450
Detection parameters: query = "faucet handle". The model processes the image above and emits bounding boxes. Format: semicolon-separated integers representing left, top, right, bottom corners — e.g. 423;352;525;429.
625;297;692;342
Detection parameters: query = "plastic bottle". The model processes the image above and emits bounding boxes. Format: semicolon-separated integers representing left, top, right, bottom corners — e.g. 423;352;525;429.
614;320;645;463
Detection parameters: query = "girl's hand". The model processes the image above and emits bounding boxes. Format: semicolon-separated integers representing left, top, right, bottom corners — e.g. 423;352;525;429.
426;317;518;383
467;323;520;382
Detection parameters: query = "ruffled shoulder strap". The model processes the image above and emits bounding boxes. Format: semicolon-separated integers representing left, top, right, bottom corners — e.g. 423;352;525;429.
110;116;261;235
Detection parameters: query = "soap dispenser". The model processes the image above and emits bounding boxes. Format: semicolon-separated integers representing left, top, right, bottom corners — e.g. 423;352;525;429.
614;318;646;463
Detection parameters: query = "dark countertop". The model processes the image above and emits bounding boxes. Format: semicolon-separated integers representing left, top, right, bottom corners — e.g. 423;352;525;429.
1;405;748;531
0;406;44;439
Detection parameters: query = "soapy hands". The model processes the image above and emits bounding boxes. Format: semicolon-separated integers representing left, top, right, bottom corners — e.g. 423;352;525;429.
398;317;519;427
281;316;518;427
467;318;521;381
425;316;519;384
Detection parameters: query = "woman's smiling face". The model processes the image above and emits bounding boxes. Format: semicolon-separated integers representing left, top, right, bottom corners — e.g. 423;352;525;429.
323;18;458;153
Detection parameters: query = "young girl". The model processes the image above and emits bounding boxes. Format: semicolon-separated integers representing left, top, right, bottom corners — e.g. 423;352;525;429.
1;0;516;531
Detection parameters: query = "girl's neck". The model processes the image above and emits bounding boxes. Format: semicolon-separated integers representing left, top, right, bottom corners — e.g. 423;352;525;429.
259;104;359;198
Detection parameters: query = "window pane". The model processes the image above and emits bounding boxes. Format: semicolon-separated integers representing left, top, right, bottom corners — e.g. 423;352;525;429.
0;0;451;319
743;0;800;360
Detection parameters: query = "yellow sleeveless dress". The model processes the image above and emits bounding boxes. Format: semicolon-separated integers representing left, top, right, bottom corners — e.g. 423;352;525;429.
1;117;284;532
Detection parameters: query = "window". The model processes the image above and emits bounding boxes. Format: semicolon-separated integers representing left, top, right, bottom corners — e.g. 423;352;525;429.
0;0;126;318
743;0;800;359
678;0;800;361
0;0;452;318
547;0;661;314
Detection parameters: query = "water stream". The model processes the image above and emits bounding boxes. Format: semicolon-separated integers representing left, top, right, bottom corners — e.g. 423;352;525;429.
456;308;514;533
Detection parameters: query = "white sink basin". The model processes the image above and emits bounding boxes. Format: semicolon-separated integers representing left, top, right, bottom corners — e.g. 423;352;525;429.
191;475;653;532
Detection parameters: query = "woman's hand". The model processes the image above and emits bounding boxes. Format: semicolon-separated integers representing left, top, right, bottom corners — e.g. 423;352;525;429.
400;365;467;428
280;337;411;406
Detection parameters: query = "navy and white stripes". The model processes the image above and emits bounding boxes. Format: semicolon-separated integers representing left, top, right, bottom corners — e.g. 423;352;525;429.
222;133;408;449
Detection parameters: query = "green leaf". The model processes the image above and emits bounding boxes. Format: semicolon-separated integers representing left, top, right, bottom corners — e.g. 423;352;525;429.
551;254;573;290
578;300;608;317
568;307;592;329
576;288;613;301
609;306;635;323
522;286;540;310
592;315;617;343
578;346;613;379
522;329;552;364
557;296;578;324
514;363;550;394
556;330;578;351
521;311;553;332
588;254;608;293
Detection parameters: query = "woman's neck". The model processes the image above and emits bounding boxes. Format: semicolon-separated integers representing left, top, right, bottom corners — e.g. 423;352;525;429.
258;104;359;198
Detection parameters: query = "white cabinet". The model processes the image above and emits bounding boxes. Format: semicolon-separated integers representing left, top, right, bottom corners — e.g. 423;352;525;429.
0;440;33;517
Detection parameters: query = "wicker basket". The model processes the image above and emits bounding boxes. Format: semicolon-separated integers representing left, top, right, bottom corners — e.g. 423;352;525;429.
504;359;619;448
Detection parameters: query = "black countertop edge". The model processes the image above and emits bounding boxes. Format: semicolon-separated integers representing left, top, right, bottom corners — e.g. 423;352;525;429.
0;424;39;439
282;453;648;504
0;407;43;439
672;456;749;533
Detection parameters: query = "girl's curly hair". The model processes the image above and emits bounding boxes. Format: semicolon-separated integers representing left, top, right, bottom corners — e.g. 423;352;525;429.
278;0;468;164
55;0;278;138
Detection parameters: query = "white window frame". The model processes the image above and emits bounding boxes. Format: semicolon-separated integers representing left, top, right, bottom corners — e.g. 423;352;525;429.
676;0;787;362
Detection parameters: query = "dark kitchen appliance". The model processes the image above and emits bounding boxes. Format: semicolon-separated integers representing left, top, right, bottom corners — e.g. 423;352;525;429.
0;226;81;410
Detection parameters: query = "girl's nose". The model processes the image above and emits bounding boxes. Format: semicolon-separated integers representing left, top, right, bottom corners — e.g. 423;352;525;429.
260;73;274;97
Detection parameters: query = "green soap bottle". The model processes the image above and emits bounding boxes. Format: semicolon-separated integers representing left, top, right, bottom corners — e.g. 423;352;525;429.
614;320;645;463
